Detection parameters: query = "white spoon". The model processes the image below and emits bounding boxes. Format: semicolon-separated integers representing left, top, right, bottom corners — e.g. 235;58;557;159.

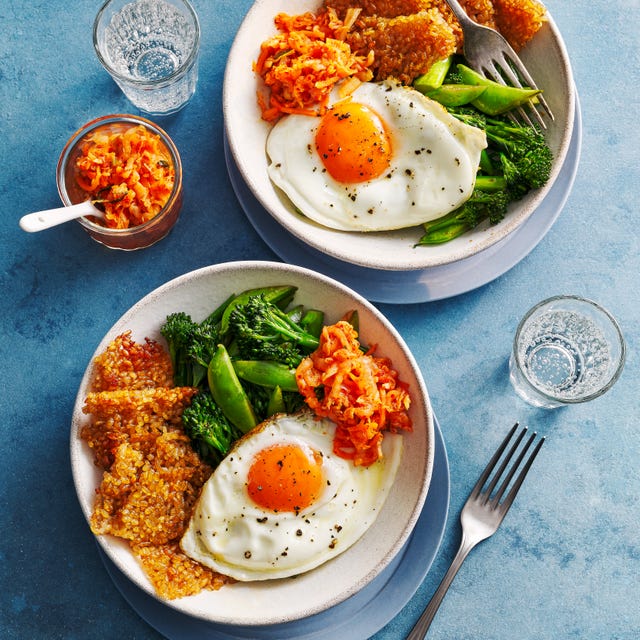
19;200;104;233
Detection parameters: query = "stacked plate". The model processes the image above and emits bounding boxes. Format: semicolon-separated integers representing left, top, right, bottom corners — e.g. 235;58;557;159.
223;0;580;303
71;261;447;639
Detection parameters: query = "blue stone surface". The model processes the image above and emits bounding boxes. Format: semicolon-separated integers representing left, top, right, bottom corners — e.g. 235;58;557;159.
1;1;638;638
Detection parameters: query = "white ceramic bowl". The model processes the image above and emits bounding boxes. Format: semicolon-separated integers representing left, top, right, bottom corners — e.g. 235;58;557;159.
70;260;434;626
223;0;575;271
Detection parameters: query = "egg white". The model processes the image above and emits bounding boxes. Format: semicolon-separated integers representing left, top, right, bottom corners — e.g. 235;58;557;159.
180;411;403;581
266;79;487;232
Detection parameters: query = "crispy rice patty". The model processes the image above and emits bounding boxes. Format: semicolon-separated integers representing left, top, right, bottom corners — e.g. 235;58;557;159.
90;331;174;391
81;331;233;599
345;9;458;83
325;0;545;82
492;0;547;50
82;386;197;468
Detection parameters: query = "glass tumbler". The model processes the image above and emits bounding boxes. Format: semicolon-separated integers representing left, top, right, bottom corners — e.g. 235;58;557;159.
509;295;626;408
94;0;200;115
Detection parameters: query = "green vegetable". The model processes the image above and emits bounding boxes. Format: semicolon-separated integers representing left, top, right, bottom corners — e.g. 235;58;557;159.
456;64;541;115
160;311;200;387
417;109;553;245
232;360;299;392
219;285;297;339
208;344;258;433
421;83;487;107
162;285;328;467
161;294;234;387
413;56;453;92
186;322;222;387
418;189;510;244
299;309;324;339
227;294;319;367
182;391;243;465
266;386;286;416
286;304;305;324
474;174;507;192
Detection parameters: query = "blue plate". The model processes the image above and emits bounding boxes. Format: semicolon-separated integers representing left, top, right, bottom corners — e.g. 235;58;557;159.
226;96;582;304
99;416;450;640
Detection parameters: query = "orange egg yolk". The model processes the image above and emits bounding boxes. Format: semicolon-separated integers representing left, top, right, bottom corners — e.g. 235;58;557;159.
315;101;392;183
247;443;324;513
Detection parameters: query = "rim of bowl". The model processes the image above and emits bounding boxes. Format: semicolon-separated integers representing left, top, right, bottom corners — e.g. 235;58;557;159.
56;113;183;236
222;3;576;271
513;294;627;404
70;259;434;625
93;0;201;88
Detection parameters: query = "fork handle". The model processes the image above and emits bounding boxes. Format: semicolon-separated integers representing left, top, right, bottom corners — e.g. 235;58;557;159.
406;533;477;640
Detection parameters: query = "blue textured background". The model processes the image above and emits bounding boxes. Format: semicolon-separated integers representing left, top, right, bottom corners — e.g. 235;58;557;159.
1;1;638;638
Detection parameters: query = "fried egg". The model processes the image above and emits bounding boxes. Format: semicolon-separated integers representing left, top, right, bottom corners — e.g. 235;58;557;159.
180;411;403;581
266;79;487;232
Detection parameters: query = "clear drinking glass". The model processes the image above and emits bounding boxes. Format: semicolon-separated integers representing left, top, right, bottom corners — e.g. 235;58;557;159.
93;0;200;115
509;295;626;408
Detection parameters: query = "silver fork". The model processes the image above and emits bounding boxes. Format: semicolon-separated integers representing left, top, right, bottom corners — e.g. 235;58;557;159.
443;0;554;128
406;423;545;639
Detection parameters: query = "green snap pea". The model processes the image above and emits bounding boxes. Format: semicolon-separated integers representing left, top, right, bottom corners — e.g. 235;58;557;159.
457;64;541;115
207;344;258;433
286;304;304;324
219;285;298;338
202;293;236;326
231;360;299;392
299;309;324;339
422;84;487;107
413;56;453;92
267;386;286;417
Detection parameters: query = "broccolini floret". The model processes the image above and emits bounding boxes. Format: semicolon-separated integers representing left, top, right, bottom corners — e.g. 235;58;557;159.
182;391;243;465
160;312;200;387
227;295;320;368
454;111;553;195
160;312;221;388
419;189;510;244
186;322;220;387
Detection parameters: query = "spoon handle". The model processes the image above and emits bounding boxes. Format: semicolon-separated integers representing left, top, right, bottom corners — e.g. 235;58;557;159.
19;200;101;233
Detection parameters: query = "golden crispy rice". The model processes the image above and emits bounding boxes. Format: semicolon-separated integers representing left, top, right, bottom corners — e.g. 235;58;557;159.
132;541;232;600
492;0;547;50
90;433;211;545
81;386;197;469
91;331;174;391
325;0;546;82
81;332;232;599
345;9;458;83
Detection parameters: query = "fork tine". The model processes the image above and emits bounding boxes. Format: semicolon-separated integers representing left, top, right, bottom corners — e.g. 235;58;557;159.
516;104;545;129
503;51;554;121
500;434;545;512
482;54;548;130
491;429;536;504
469;422;519;499
450;0;555;125
498;55;550;129
482;426;528;503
